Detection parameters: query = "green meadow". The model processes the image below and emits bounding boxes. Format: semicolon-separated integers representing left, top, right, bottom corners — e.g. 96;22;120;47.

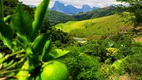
55;14;132;39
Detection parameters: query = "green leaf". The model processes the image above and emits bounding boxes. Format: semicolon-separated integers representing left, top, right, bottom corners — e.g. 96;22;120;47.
41;40;52;61
10;2;33;41
4;15;12;23
32;33;50;54
17;33;29;44
0;19;13;49
46;49;70;60
2;37;12;49
32;0;50;40
12;40;19;52
0;19;13;40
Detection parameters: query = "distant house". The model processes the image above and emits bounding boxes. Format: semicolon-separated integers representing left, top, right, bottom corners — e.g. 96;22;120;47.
73;37;88;43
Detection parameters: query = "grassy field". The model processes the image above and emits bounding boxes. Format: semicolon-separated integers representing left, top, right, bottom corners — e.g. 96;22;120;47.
55;14;132;39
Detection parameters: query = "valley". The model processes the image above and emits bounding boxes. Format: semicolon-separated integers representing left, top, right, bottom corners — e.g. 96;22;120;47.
0;0;142;80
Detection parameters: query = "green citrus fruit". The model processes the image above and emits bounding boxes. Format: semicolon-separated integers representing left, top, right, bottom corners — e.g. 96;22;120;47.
40;61;69;80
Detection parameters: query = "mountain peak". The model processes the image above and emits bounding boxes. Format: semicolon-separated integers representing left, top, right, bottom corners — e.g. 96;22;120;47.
52;1;66;12
54;1;62;4
82;4;92;12
54;1;65;6
51;1;99;14
82;5;91;8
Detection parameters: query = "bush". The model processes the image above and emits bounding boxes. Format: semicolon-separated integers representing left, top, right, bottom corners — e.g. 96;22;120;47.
123;53;142;75
60;53;105;80
83;40;107;62
109;59;126;75
77;54;105;80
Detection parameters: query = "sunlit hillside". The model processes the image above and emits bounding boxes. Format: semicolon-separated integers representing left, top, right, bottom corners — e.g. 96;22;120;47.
55;14;132;39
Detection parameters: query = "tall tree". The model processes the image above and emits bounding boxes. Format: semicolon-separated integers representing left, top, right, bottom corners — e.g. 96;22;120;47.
117;0;142;27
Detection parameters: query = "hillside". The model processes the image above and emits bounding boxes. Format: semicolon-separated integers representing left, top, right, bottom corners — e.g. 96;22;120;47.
46;10;75;26
47;6;124;26
55;14;132;39
73;6;120;20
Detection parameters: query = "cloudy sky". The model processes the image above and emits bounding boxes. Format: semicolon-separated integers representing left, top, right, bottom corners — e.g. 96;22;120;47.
18;0;122;8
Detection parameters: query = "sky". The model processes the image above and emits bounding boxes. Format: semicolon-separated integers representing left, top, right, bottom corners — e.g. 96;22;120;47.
18;0;122;8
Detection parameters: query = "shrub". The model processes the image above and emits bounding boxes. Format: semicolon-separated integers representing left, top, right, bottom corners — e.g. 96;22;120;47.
60;53;106;80
123;53;142;75
83;40;107;62
77;54;105;80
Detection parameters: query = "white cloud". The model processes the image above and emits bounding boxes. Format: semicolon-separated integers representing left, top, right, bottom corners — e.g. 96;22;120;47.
18;0;122;8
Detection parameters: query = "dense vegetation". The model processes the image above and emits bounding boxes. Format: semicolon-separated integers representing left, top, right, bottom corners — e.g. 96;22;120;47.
47;10;75;26
0;0;70;80
59;34;142;80
117;0;142;27
53;0;142;79
0;0;142;80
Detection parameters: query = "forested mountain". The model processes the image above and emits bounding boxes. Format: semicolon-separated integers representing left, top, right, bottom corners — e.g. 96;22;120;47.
73;6;118;20
47;10;75;26
47;5;124;26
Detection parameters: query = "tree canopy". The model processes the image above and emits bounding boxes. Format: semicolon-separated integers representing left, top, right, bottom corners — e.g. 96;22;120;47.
117;0;142;27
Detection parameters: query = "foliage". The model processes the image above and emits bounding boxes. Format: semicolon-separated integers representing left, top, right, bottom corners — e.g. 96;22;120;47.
3;0;72;48
109;58;126;75
1;0;142;79
51;29;70;44
0;0;69;79
122;52;142;75
4;0;34;17
76;54;105;80
40;18;52;33
106;48;124;61
117;0;142;27
56;31;142;79
83;38;125;62
60;53;105;80
120;12;135;24
83;40;107;62
47;10;75;26
3;0;18;17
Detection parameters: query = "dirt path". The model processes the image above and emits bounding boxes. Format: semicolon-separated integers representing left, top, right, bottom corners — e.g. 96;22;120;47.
133;37;142;43
109;73;136;80
119;73;136;80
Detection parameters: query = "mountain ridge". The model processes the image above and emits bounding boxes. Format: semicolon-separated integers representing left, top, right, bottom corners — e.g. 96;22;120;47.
51;1;98;14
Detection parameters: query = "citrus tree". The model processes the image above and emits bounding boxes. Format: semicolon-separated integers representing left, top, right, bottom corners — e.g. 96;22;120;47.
0;0;69;79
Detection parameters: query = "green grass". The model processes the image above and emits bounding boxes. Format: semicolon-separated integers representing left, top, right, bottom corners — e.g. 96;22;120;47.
55;14;132;39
